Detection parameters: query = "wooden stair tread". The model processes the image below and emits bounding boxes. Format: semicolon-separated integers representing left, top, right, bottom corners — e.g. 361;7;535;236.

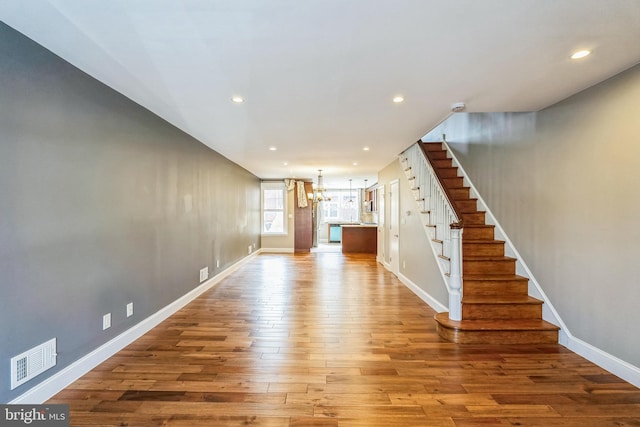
463;274;528;281
464;255;516;261
435;313;559;331
435;167;459;177
423;142;443;150
419;141;560;345
447;186;469;191
463;240;505;256
463;296;542;305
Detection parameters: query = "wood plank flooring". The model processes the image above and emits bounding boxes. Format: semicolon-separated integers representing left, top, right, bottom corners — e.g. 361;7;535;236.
48;253;640;426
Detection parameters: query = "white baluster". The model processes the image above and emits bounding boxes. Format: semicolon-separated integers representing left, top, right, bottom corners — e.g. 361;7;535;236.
400;143;464;321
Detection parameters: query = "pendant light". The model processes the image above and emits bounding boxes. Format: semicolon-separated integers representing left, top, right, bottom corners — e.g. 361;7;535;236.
346;179;354;207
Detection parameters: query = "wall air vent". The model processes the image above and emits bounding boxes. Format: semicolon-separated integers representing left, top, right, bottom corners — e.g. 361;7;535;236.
10;338;57;390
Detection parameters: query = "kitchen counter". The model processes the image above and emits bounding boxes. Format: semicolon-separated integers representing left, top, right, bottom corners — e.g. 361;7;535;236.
341;224;378;254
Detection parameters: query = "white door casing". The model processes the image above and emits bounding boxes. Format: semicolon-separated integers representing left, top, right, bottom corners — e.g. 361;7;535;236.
389;180;400;276
377;185;385;263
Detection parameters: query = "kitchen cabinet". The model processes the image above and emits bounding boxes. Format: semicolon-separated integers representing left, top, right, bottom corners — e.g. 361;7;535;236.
365;188;377;212
341;225;377;254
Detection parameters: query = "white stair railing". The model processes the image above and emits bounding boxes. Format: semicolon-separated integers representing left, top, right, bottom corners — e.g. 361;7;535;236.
399;142;463;320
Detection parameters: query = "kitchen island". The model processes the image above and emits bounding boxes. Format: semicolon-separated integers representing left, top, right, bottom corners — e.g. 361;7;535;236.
341;224;377;254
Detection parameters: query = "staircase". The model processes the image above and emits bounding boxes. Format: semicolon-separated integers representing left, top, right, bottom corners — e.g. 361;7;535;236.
422;142;559;344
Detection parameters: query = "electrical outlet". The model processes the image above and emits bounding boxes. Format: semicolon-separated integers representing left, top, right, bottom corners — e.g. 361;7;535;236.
102;313;111;330
403;260;406;269
216;259;220;268
248;245;252;254
126;302;134;318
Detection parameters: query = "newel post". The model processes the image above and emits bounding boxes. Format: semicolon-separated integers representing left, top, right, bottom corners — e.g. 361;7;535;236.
449;223;463;321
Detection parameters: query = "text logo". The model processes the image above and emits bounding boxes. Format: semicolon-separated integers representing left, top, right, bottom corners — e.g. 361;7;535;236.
0;405;69;427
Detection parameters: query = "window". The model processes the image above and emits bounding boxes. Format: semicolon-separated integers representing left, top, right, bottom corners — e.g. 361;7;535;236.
321;190;359;223
261;182;287;235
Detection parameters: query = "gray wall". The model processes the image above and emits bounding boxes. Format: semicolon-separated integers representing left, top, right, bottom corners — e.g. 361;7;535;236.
378;160;449;306
424;63;640;368
0;23;261;402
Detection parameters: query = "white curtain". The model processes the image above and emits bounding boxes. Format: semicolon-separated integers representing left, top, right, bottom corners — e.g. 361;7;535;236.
284;178;296;191
296;180;308;208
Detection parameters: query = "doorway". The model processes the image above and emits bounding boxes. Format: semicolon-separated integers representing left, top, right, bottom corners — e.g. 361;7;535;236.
376;185;385;264
389;180;400;276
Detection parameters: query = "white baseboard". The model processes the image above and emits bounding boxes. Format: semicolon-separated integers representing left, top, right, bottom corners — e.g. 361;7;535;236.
396;271;640;388
435;139;640;387
12;248;639;403
260;247;295;253
397;272;448;313
565;333;640;388
9;251;260;404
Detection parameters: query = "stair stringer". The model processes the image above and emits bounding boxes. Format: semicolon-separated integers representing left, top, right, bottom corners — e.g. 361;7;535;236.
425;137;569;344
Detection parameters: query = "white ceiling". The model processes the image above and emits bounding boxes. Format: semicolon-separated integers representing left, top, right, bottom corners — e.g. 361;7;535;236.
2;0;640;188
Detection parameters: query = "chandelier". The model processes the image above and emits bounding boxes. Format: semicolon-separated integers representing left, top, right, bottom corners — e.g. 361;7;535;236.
308;169;331;202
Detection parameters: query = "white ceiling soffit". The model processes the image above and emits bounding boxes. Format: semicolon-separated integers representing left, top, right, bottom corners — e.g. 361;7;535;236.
2;0;640;188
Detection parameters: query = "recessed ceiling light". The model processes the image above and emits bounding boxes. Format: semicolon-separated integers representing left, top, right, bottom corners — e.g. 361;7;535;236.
393;96;404;103
352;162;358;166
363;146;370;151
231;96;244;103
269;146;277;151
571;50;591;59
283;162;288;166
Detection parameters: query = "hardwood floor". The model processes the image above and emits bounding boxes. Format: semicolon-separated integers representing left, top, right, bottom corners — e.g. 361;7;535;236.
49;253;640;426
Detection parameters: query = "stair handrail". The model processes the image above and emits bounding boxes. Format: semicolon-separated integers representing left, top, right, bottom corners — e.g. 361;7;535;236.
399;141;464;320
417;143;466;225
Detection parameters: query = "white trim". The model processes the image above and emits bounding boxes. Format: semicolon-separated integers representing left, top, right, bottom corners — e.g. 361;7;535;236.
9;251;260;404
398;151;452;294
566;334;640;388
261;181;288;236
388;179;400;277
11;247;640;403
429;137;640;388
435;137;568;334
386;256;640;389
396;265;640;387
260;247;295;253
397;272;448;313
